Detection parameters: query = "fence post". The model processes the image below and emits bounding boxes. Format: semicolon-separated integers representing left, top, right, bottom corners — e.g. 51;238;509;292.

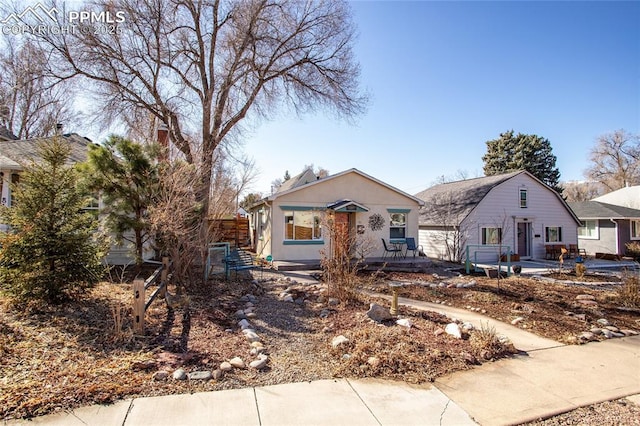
133;278;145;335
160;256;169;298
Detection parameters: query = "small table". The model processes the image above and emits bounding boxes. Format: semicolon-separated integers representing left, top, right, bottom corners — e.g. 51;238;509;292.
391;241;406;259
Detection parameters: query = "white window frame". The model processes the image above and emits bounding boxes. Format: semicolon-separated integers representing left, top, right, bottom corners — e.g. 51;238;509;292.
631;220;640;240
578;220;599;239
519;189;527;208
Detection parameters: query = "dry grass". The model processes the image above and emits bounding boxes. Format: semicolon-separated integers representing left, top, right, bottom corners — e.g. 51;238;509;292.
617;274;640;308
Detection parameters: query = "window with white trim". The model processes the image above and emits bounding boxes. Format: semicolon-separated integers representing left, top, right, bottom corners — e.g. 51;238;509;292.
578;220;598;239
481;227;502;245
631;220;640;240
389;212;406;239
545;226;563;243
284;210;322;241
519;189;527;208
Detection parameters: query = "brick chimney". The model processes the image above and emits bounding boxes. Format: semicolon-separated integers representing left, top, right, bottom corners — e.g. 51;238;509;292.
157;123;169;161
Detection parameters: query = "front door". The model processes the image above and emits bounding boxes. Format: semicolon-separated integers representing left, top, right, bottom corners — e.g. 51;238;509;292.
334;212;352;259
517;222;530;257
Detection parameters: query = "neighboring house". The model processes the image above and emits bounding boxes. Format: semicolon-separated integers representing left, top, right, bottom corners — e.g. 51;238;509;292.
568;201;640;257
415;170;580;262
593;186;640;210
249;168;424;262
0;133;153;265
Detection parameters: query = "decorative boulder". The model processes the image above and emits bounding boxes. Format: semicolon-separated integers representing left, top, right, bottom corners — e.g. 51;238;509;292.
367;303;393;322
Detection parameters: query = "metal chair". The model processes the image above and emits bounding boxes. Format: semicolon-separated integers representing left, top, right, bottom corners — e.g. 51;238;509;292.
405;237;423;258
381;238;402;259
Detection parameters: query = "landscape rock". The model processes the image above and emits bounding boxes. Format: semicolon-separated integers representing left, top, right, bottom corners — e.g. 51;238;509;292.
219;362;233;372
331;335;350;348
511;317;524;325
445;323;462;339
188;371;212;380
461;322;474;332
601;329;614;339
152;371;169;381
434;328;445;337
367;356;380;368
242;330;261;342
579;332;597;341
366;303;393;322
249;358;268;370
229;357;245;368
621;329;639;336
396;318;412;328
596;318;610;326
328;298;340;306
172;368;187;380
212;369;223;380
238;319;251;329
576;294;596;301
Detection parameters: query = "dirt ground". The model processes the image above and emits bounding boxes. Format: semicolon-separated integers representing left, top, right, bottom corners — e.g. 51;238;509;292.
1;261;639;422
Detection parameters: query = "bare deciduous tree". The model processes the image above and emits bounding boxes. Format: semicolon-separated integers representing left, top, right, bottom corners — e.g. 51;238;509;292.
30;0;366;237
0;38;79;139
561;180;605;202
585;129;640;191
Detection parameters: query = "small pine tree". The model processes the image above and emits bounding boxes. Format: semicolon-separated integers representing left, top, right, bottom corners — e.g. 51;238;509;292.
81;135;158;266
0;137;106;303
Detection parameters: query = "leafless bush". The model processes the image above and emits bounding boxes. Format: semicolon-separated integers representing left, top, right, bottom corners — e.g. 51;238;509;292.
617;274;640;308
469;322;516;360
148;161;206;288
320;212;378;304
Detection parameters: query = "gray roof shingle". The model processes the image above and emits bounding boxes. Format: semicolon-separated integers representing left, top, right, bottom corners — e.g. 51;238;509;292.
568;201;640;219
0;133;92;170
414;171;522;226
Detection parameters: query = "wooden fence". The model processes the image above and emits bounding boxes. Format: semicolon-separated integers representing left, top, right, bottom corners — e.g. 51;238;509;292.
209;217;250;248
132;256;171;335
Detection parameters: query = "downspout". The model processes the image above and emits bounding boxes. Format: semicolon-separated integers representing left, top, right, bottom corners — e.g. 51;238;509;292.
610;218;619;255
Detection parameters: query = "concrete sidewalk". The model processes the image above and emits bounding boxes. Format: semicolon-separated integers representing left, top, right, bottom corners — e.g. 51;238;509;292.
435;335;640;425
7;337;639;426
5;379;475;426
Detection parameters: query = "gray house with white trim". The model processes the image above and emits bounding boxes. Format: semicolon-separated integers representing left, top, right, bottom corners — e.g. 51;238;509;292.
568;201;640;257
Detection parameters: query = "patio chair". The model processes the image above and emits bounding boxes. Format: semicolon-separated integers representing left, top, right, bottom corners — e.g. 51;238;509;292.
405;237;423;258
381;238;402;259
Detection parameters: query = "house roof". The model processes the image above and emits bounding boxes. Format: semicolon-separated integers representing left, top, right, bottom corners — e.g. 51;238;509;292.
0;127;18;141
593;186;640;209
568;201;640;220
261;168;424;206
0;133;92;170
415;170;579;226
274;168;318;194
415;171;522;226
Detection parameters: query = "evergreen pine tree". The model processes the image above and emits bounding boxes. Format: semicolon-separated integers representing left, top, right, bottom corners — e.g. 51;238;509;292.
482;130;563;194
81;135;158;266
0;137;106;303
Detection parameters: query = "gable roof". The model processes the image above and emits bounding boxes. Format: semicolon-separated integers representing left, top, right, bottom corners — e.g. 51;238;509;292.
0;127;18;141
0;133;92;170
593;186;640;209
415;171;522;226
568;201;640;220
266;168;424;205
415;170;579;226
274;168;318;194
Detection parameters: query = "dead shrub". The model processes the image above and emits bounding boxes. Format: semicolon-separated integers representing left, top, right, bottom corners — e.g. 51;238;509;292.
320;213;379;304
617;274;640;308
469;322;517;360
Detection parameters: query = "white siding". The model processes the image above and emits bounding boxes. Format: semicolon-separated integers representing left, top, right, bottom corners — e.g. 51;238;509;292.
463;173;578;260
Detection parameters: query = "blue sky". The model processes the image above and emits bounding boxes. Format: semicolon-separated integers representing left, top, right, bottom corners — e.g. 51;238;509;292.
244;0;640;196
